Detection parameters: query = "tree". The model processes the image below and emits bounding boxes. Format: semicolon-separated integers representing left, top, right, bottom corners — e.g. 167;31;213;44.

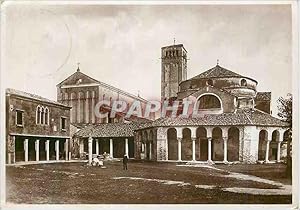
277;93;292;177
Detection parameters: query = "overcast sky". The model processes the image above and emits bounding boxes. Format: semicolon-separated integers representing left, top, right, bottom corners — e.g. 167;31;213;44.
2;3;292;115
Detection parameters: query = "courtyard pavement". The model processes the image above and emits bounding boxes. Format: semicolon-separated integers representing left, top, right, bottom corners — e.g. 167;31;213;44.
6;160;292;204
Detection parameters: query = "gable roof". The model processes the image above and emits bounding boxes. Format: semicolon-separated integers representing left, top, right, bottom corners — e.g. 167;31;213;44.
56;70;100;87
57;69;148;103
6;88;71;108
189;65;257;83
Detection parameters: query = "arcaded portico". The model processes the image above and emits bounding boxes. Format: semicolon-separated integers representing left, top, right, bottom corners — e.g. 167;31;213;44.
135;109;289;164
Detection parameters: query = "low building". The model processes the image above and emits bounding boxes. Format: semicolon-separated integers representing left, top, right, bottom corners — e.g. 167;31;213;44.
6;88;71;164
73;122;139;160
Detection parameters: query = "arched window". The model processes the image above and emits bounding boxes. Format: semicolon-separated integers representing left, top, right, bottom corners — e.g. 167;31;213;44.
206;79;213;86
41;107;44;124
241;79;247;87
45;107;49;125
36;106;41;124
198;95;221;109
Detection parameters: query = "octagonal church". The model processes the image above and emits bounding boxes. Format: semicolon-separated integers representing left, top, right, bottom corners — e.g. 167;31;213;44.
133;44;289;164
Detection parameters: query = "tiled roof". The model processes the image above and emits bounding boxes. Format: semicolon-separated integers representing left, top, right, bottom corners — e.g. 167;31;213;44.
74;122;140;138
6;88;70;108
256;92;271;101
190;65;256;83
136;108;288;130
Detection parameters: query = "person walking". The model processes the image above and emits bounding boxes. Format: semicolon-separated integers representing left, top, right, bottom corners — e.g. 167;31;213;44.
123;154;128;170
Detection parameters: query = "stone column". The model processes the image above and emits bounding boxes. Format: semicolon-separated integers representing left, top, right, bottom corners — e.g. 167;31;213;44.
55;140;59;161
192;138;196;161
149;142;152;160
85;91;89;123
96;139;99;155
79;139;84;155
177;138;182;161
125;138;129;157
65;139;69;161
77;92;81;123
91;91;95;123
223;137;228;163
110;139;113;158
70;94;73;123
265;140;271;163
88;137;93;165
208;137;212;162
277;141;281;162
24;139;28;162
35;139;40;162
144;143;147;159
190;127;197;161
45;140;50;161
206;127;213;163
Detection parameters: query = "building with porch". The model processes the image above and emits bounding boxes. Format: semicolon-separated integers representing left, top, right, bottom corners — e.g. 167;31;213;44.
73;122;138;160
134;44;289;164
6;88;71;164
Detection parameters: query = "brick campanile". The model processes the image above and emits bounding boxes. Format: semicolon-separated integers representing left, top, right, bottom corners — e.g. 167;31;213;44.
161;44;187;101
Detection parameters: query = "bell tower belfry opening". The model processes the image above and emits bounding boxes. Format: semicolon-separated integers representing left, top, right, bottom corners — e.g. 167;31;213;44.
161;44;187;101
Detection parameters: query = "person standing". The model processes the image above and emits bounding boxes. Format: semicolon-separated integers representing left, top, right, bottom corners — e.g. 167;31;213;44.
123;155;128;170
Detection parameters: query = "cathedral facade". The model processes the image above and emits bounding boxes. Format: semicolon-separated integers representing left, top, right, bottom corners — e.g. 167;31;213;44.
57;67;151;159
134;44;289;164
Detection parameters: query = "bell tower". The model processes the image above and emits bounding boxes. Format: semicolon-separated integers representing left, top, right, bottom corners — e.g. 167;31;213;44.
161;44;187;101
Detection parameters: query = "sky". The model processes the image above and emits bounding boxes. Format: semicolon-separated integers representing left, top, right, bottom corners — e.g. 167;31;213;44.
2;3;292;116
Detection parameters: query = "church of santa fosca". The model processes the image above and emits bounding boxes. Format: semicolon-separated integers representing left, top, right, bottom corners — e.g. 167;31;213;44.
132;44;289;164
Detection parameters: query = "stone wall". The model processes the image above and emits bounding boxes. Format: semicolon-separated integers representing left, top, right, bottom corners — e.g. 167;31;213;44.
242;126;259;163
156;127;168;160
7;95;71;137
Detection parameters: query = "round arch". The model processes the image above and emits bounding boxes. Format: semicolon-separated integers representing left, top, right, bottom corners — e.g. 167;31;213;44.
228;127;240;161
196;127;207;161
270;130;280;161
36;105;41;124
182;128;192;160
241;79;247;87
212;127;223;161
197;93;223;110
258;130;268;160
167;128;177;160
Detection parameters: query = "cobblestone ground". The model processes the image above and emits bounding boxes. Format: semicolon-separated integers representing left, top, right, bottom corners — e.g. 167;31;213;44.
6;160;292;204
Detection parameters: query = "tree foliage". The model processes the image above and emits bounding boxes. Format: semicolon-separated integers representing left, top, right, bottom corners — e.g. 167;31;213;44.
277;93;292;177
277;93;292;127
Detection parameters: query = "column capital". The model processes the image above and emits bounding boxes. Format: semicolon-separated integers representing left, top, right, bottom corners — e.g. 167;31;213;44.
177;137;183;142
88;136;93;142
207;137;212;141
191;137;197;141
223;136;228;142
221;127;229;134
190;127;197;138
175;127;183;138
